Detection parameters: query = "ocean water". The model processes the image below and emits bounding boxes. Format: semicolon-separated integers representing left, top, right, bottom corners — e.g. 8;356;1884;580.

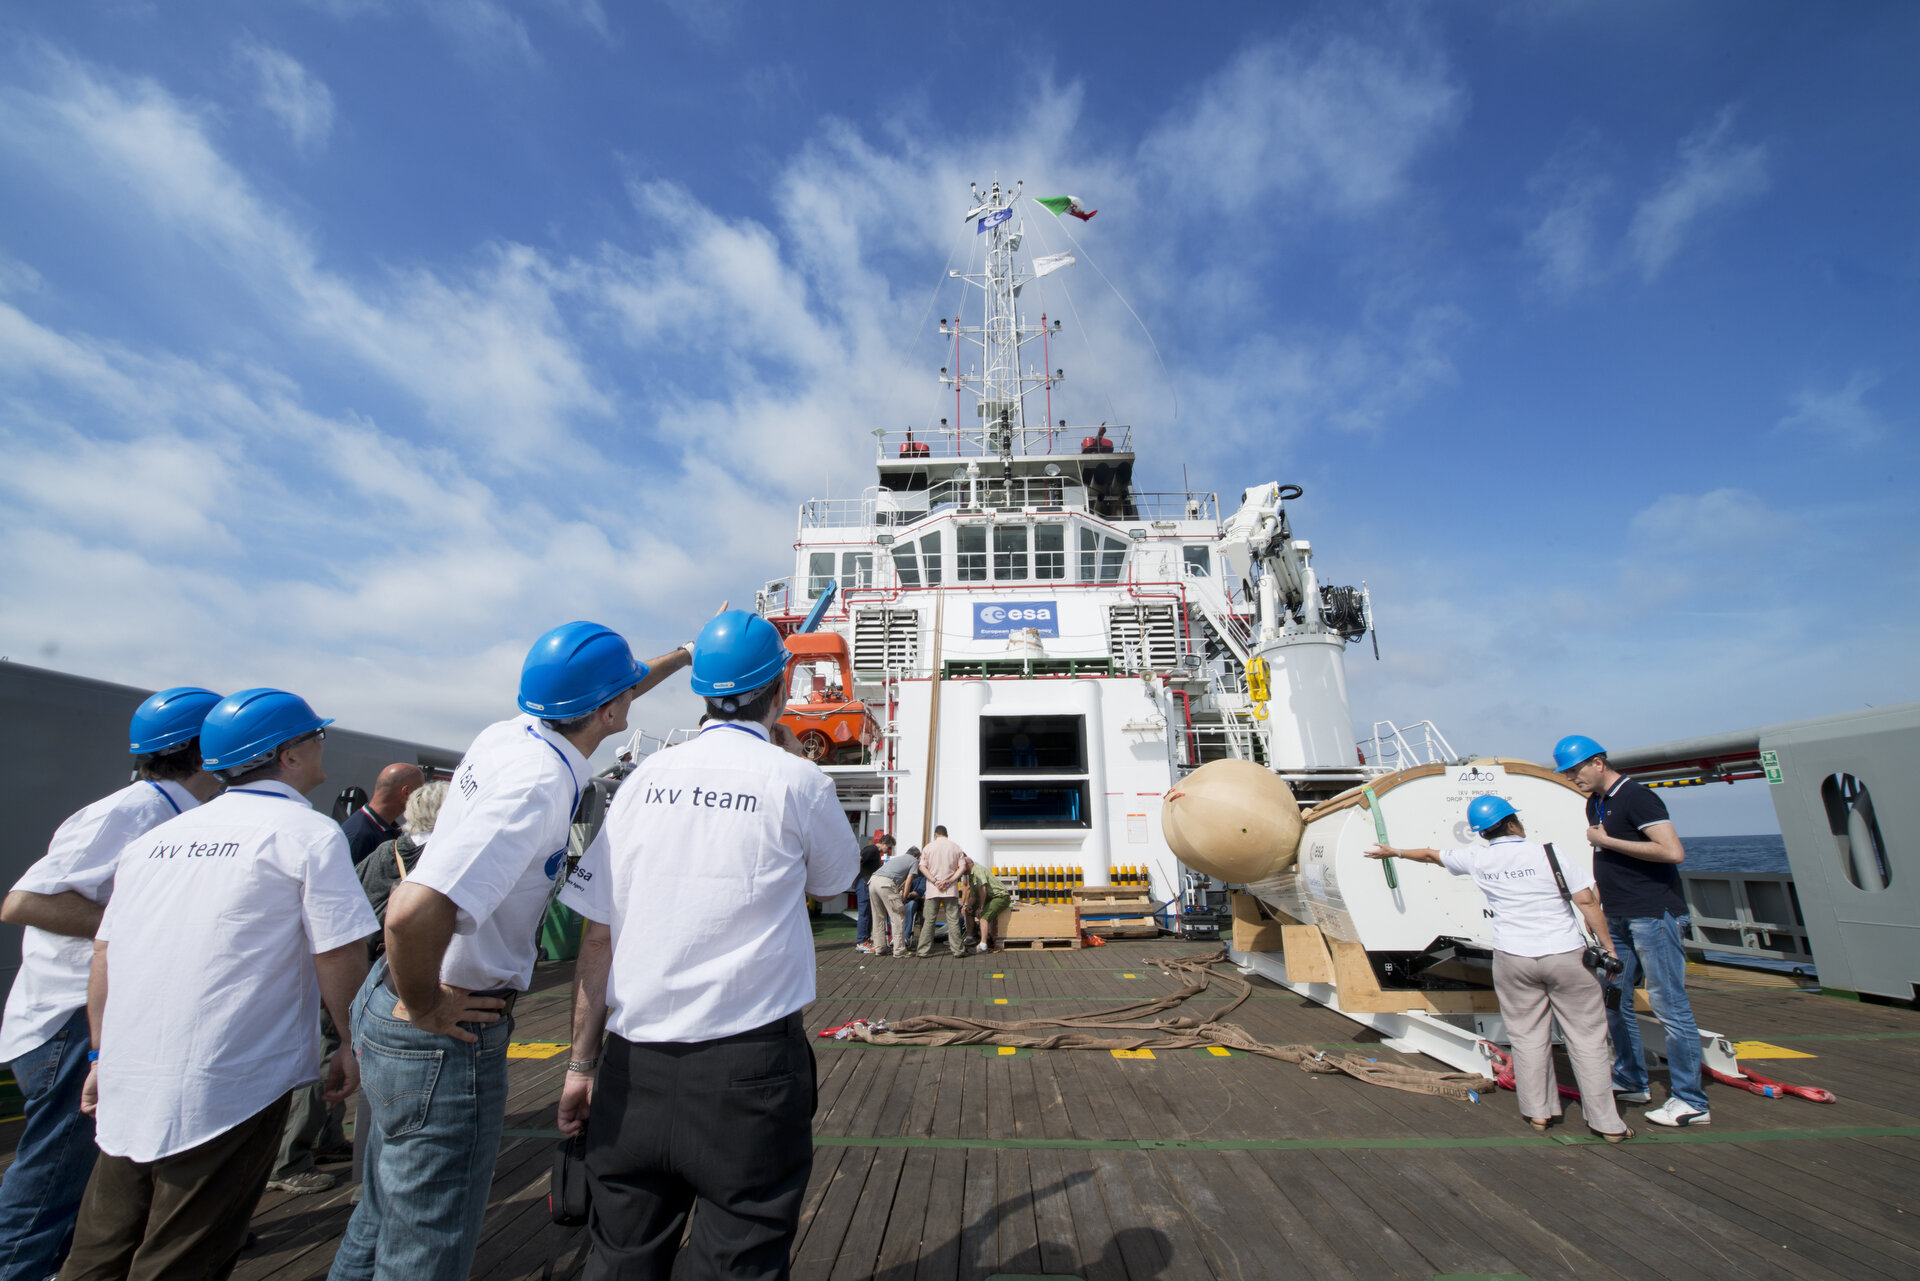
1681;834;1790;876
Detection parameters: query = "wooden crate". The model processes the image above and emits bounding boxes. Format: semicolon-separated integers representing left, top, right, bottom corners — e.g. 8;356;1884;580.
1229;892;1289;953
1071;887;1159;938
1000;902;1079;944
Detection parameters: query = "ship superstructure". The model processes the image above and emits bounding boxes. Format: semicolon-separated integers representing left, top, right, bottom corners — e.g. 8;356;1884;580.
747;180;1399;901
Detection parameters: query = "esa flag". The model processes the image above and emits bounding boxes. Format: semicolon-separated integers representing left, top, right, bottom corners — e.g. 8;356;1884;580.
1032;252;1075;278
1035;195;1097;222
976;207;1012;234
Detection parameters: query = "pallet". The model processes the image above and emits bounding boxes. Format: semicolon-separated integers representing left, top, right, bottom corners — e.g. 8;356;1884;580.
1000;935;1082;950
1072;891;1159;938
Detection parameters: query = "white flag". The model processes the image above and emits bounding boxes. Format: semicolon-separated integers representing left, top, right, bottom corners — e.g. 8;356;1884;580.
1032;252;1075;278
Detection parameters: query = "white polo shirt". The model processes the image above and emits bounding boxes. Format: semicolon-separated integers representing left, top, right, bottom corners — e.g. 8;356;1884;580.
407;715;595;992
0;780;196;1064
95;780;377;1163
560;720;860;1044
1437;837;1594;958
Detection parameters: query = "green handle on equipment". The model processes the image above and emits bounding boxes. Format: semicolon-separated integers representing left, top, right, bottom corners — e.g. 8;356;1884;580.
1363;787;1398;890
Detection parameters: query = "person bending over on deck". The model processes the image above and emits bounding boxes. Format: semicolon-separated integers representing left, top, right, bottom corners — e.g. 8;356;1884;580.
1555;733;1709;1128
557;609;858;1280
331;622;693;1281
1367;795;1632;1142
868;845;919;958
964;861;1014;953
853;833;893;955
63;689;375;1280
0;688;223;1281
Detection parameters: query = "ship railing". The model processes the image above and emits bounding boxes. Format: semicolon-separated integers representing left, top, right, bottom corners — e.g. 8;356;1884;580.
875;424;1134;460
1358;719;1458;769
797;482;1218;530
1679;870;1815;966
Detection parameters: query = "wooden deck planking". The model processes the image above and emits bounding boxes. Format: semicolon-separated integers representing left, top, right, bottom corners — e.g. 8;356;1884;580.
4;935;1919;1279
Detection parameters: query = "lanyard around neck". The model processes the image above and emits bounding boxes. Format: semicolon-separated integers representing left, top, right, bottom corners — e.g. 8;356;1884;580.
145;780;183;815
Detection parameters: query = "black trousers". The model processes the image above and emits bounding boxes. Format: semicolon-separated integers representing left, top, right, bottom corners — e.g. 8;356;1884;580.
583;1013;815;1281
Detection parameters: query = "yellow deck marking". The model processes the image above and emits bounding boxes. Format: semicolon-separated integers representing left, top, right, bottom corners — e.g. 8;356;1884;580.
1122;973;1138;979
1732;1040;1817;1060
1111;1048;1155;1060
997;1046;1019;1056
507;1042;568;1060
992;973;1004;978
1207;1046;1233;1057
993;998;1009;1004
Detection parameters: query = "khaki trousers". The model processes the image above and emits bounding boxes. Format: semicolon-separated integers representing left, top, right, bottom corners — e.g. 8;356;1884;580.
915;897;965;957
868;876;909;956
60;1092;291;1281
1492;947;1625;1133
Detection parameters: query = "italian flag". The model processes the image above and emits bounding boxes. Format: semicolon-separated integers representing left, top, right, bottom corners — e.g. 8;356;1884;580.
1035;195;1098;222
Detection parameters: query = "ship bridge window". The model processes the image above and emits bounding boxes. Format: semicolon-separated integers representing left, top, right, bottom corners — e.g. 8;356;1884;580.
841;552;873;593
979;714;1091;830
807;551;834;600
957;526;987;581
992;525;1029;581
1035;523;1066;579
919;532;942;585
890;542;919;587
1079;528;1128;583
1183;546;1211;578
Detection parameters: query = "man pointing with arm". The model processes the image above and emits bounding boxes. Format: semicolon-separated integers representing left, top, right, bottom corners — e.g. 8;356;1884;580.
331;622;692;1281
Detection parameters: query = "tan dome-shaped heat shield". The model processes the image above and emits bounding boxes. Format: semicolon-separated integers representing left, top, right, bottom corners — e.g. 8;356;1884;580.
1161;759;1304;883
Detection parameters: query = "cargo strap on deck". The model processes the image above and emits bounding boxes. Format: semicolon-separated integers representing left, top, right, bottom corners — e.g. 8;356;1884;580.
1707;1064;1838;1104
834;950;1494;1103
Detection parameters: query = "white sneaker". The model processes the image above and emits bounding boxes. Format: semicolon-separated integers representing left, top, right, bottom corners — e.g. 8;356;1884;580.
977;942;988;953
1642;1098;1709;1127
1615;1089;1652;1105
854;942;877;955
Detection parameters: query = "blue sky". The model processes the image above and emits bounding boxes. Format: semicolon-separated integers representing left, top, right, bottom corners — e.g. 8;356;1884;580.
1;1;1914;834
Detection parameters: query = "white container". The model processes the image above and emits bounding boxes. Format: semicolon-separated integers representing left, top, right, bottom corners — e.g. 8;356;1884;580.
1294;759;1592;952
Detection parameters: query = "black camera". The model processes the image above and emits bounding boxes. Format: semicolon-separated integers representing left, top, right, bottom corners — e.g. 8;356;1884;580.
1585;943;1623;977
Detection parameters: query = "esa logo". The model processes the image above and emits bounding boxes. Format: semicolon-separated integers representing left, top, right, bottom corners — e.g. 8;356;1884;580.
1457;766;1497;783
979;605;1052;625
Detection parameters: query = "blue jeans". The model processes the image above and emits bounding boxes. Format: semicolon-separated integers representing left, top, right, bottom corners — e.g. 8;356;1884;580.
1607;913;1709;1111
0;1008;96;1281
854;878;872;945
328;967;514;1281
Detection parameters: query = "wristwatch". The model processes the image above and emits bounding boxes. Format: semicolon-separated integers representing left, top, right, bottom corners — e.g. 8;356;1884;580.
565;1058;599;1074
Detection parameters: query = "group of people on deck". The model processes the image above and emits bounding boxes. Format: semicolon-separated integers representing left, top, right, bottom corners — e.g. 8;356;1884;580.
853;830;1015;958
1367;732;1709;1141
0;610;858;1281
0;610;1706;1279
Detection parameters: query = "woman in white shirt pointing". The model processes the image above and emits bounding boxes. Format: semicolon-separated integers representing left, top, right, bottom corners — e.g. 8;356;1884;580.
1367;795;1632;1141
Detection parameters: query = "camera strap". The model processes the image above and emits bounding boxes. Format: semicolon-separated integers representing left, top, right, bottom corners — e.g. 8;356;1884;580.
1541;842;1600;948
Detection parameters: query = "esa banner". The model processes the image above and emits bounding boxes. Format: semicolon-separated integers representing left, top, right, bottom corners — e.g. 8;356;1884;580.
973;601;1059;639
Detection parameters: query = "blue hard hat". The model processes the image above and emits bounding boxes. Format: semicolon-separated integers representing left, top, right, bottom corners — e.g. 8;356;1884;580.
1551;733;1606;772
199;688;333;771
689;610;790;699
1467;795;1519;834
128;686;223;755
518;622;648;720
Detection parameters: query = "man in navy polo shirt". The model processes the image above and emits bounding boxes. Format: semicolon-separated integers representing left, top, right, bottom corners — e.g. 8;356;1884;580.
1554;733;1710;1127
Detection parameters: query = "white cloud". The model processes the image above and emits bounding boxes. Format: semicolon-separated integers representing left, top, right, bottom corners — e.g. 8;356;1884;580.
1522;153;1612;296
1628;106;1770;280
1776;371;1890;447
1629;488;1775;556
1139;30;1463;218
235;37;334;153
0;54;607;463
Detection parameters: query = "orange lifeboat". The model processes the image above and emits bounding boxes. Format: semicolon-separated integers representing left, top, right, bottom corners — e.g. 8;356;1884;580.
777;632;878;764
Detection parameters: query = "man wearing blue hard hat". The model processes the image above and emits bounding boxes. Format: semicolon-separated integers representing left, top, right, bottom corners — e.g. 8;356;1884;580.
555;609;859;1280
1554;733;1708;1128
0;689;224;1281
1368;796;1630;1140
334;621;692;1281
62;688;377;1279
